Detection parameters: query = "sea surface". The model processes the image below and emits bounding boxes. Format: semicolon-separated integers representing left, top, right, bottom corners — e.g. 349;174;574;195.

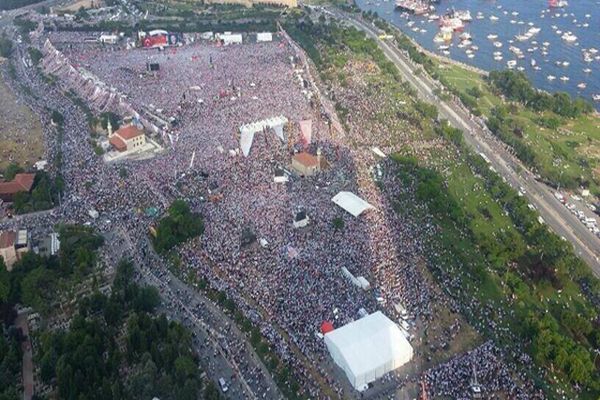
354;0;600;108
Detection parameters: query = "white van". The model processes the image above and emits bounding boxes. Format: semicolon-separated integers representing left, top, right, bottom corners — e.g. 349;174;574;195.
218;378;228;393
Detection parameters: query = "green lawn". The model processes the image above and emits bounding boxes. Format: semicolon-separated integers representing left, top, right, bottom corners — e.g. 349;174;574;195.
435;61;600;194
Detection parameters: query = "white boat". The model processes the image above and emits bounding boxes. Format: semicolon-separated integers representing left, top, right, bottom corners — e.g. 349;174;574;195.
583;68;592;73
507;60;517;68
471;45;479;50
577;83;586;89
589;48;598;54
562;32;577;42
531;59;537;67
454;10;472;21
460;32;472;40
517;66;525;71
489;15;499;21
562;61;570;67
493;41;503;48
593;94;600;102
511;11;519;16
543;41;550;46
528;27;541;34
547;75;556;81
533;66;541;71
467;53;475;58
493;51;502;56
515;33;532;41
560;76;569;82
487;34;498;40
494;55;503;61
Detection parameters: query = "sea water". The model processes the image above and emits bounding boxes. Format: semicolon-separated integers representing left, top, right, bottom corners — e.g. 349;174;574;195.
355;0;600;109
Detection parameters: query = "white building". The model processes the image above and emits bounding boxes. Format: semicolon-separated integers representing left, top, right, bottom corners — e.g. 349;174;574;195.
324;311;413;391
256;32;273;42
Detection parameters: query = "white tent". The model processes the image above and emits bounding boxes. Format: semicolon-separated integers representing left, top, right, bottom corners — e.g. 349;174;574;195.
332;191;375;217
324;311;413;391
256;32;273;42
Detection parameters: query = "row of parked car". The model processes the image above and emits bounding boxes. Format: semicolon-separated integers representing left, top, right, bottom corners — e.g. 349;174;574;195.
555;192;600;238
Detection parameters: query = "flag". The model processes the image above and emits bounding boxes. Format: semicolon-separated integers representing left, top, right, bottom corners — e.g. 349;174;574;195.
299;119;312;145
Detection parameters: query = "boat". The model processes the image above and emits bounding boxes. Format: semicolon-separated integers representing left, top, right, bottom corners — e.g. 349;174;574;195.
577;83;586;89
528;27;541;35
531;59;537;67
583;68;592;73
487;34;498;40
507;60;517;69
467;53;475;58
517;34;532;41
438;44;450;50
493;41;503;48
460;32;472;41
494;55;503;61
548;0;568;8
562;32;577;42
489;15;499;21
395;0;430;14
560;76;569;82
547;75;556;81
593;94;600;102
471;45;479;50
517;66;525;71
439;16;465;31
562;61;570;67
453;10;472;21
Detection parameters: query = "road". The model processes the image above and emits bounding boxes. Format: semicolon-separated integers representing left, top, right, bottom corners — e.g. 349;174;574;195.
109;228;283;400
327;9;600;277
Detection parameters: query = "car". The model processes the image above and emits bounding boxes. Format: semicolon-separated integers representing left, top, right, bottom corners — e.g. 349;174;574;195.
218;378;229;393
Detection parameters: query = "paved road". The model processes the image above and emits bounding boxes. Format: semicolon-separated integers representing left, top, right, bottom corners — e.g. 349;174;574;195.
327;9;600;277
15;313;33;400
110;228;283;400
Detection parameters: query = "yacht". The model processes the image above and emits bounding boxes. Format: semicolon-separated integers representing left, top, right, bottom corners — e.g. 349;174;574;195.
547;75;556;81
583;68;592;73
531;59;537;67
593;94;600;102
560;76;570;82
507;60;517;68
562;32;577;42
489;15;499;21
494;55;503;61
562;61;570;67
577;83;586;89
487;34;498;40
493;41;503;48
460;32;472;41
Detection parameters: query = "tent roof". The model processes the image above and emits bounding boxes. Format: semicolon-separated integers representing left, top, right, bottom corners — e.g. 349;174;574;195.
331;191;375;217
324;311;413;379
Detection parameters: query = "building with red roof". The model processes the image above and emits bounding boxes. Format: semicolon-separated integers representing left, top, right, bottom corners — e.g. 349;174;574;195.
0;173;36;202
109;124;146;152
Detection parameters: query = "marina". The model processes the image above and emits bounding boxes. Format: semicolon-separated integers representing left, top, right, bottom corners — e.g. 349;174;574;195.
355;0;600;107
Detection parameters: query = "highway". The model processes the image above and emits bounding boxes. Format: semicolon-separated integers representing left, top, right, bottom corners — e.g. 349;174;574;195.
326;9;600;277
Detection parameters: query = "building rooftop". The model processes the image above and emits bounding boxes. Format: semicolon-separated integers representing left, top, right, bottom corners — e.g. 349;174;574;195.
293;152;319;168
0;173;36;196
0;231;16;249
109;135;127;152
116;124;144;140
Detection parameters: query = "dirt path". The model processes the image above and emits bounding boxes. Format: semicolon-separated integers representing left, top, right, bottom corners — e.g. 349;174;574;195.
15;313;33;400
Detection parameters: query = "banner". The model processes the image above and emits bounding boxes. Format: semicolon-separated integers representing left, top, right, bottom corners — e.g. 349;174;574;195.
299;119;312;145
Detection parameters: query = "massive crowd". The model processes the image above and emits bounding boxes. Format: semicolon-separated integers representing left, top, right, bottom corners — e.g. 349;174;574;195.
0;28;546;399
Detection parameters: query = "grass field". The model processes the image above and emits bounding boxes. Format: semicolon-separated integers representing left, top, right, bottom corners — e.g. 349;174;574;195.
0;75;43;172
435;61;600;195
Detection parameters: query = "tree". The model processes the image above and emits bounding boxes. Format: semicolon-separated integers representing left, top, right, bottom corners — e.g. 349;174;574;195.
0;34;12;58
3;163;23;181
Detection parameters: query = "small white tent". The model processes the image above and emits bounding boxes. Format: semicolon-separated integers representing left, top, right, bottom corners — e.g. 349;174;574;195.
332;191;375;217
324;311;413;391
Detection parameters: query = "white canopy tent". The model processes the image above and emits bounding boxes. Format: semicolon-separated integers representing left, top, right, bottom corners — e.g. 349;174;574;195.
324;311;413;391
239;116;288;156
332;191;375;217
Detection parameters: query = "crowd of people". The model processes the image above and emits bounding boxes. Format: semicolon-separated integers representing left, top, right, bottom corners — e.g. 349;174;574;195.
0;26;547;399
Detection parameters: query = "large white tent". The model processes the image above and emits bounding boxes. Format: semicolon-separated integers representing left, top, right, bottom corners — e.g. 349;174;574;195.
324;311;413;391
331;191;375;217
